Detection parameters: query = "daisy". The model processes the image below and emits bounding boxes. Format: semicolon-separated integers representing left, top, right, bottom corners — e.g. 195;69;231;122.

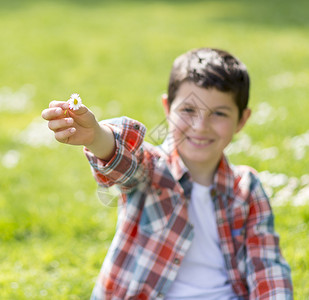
68;93;82;110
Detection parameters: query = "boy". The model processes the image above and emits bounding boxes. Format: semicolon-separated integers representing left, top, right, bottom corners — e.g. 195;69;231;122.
42;48;293;299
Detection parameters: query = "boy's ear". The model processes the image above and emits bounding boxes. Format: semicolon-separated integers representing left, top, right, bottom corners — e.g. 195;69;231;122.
161;93;170;116
236;108;251;133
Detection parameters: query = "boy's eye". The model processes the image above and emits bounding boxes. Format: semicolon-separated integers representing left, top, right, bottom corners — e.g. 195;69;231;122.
181;107;196;113
211;111;227;117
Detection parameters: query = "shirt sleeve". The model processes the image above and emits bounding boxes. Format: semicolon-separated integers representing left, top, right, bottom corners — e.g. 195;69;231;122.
245;173;293;299
84;116;151;194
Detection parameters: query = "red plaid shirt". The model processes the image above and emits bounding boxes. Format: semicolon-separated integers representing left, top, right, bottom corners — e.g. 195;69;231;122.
85;117;293;300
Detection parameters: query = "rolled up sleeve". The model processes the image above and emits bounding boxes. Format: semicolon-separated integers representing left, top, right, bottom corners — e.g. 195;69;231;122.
84;116;148;193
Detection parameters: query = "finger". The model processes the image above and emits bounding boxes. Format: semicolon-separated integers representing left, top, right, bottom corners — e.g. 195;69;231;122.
48;118;74;132
54;127;76;144
42;107;66;120
49;100;70;109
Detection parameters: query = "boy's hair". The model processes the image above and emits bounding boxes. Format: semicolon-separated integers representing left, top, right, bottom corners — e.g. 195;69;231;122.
167;48;250;119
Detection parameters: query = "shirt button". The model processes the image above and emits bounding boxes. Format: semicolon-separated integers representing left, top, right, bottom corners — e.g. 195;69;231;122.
173;258;180;265
133;124;140;130
210;189;216;197
157;292;164;298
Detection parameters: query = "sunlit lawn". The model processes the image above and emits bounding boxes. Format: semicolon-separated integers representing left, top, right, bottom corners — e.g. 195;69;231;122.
0;0;309;298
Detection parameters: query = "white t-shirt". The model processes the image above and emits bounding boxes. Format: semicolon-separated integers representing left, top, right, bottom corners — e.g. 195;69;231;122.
165;182;238;300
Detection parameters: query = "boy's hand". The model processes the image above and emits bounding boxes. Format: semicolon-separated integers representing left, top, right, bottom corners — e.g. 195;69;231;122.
41;101;98;146
41;101;116;159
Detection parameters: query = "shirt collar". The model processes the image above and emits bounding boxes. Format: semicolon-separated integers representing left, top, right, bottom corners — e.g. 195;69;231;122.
160;134;189;181
213;155;235;198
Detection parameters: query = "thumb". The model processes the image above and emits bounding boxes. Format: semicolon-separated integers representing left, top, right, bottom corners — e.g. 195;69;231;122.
67;104;97;128
68;104;89;116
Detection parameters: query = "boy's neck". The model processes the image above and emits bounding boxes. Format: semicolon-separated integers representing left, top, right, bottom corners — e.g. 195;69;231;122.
180;156;220;187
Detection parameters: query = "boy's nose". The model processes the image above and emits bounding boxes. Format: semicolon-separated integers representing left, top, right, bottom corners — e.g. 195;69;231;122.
191;111;211;131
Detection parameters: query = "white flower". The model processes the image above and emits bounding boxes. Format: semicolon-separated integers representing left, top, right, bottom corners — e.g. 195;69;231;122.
68;93;82;110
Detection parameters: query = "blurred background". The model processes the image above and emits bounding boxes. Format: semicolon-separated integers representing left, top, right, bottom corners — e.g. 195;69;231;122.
0;0;308;298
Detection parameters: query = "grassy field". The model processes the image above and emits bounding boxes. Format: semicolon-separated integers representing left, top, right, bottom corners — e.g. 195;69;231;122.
0;0;308;298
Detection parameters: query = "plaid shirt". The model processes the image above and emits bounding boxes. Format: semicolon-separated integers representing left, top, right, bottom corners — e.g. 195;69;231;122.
85;117;293;300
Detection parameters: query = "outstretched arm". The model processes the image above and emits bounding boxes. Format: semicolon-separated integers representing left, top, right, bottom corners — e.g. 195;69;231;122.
42;100;150;194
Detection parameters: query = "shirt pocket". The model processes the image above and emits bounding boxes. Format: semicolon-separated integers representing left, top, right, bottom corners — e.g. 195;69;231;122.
232;227;246;250
232;227;247;277
139;188;178;234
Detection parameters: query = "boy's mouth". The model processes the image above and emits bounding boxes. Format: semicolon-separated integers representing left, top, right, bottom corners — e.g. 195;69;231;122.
187;137;213;147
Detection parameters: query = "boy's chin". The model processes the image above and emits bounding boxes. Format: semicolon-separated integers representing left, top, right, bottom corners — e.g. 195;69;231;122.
178;147;222;164
179;150;213;163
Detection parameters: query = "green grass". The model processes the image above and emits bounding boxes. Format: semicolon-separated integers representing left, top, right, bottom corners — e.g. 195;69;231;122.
0;0;308;298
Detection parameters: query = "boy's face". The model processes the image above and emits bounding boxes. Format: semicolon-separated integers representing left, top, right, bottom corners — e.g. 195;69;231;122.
162;81;251;172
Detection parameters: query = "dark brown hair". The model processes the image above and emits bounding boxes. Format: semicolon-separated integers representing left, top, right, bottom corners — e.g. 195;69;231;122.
167;48;250;119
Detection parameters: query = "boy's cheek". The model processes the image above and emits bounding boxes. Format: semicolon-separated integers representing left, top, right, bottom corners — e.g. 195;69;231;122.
172;118;190;132
169;120;185;134
171;127;187;142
